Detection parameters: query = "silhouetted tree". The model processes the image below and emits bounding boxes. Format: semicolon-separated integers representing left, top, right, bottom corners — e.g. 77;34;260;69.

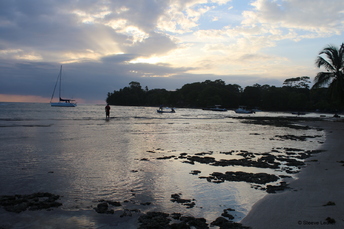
312;43;344;107
283;76;311;89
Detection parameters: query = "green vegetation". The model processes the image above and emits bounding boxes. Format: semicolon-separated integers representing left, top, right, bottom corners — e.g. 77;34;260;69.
107;43;344;112
106;78;339;111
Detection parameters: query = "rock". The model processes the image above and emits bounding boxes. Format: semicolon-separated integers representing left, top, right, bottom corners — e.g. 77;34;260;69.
156;155;175;160
323;201;336;206
190;170;201;175
325;217;336;224
0;192;62;213
204;171;279;185
171;213;182;219
94;202;114;214
170;193;196;208
138;212;171;229
95;202;109;213
179;216;208;228
140;202;151;206
210;217;251;229
186;156;216;164
107;201;121;206
221;208;235;220
120;209;132;217
266;182;289;193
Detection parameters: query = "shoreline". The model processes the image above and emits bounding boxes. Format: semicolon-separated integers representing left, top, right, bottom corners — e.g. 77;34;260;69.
240;120;344;228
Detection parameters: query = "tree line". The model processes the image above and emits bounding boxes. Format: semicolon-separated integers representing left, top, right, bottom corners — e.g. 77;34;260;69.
106;78;337;112
106;43;344;112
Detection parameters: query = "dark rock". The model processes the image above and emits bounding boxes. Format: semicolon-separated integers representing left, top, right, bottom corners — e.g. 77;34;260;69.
120;209;133;217
195;151;213;156
204;171;279;185
237;151;255;159
107;201;121;206
234;116;321;130
170;193;196;208
323;201;335;206
266;182;289;193
171;212;182;219
0;192;62;213
187;156;216;164
179;153;188;159
156;155;175;160
325;217;336;224
95;202;109;214
179;216;208;229
221;211;234;220
210;217;251;229
211;158;280;169
274;134;322;142
220;151;234;155
184;202;195;209
138;212;171;229
190;170;201;175
140;202;151;206
276;157;305;166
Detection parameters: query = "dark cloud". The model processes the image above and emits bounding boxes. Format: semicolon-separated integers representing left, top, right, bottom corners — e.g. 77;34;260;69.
0;0;336;103
0;56;280;103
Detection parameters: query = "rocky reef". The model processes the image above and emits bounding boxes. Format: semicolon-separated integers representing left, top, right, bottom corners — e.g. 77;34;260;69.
0;192;62;213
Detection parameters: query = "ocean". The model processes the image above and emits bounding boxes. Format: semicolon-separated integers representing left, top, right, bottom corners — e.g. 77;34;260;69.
0;103;326;228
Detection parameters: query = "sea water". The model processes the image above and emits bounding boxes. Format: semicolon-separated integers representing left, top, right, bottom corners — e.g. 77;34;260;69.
0;103;326;228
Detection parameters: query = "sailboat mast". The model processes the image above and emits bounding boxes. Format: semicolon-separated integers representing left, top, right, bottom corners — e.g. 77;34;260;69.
59;65;62;100
50;65;62;103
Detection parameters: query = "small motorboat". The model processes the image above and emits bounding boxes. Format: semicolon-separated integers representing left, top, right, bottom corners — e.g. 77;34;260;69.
157;107;175;113
292;112;306;115
235;106;255;114
203;105;227;111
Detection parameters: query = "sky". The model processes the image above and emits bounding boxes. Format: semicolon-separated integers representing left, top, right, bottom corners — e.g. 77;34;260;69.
0;0;343;104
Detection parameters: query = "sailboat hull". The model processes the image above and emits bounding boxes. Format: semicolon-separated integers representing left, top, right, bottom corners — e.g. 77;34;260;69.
51;102;77;107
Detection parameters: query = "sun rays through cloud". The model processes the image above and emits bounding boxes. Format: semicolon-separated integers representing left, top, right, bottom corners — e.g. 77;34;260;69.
0;0;343;103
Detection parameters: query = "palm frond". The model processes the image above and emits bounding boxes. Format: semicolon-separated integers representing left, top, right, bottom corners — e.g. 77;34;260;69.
339;43;344;72
312;72;334;89
319;45;338;59
314;43;344;106
315;56;335;71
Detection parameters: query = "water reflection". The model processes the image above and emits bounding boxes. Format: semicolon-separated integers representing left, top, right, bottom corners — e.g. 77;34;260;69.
0;103;326;228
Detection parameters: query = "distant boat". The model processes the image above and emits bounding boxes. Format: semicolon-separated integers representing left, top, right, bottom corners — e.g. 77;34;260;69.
235;106;255;114
50;65;77;107
157;107;175;113
203;105;227;111
292;112;306;115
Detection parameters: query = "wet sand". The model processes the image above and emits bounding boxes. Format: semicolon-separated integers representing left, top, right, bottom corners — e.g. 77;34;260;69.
241;120;344;228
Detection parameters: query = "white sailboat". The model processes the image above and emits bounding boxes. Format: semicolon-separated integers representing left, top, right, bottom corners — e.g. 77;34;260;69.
50;65;77;107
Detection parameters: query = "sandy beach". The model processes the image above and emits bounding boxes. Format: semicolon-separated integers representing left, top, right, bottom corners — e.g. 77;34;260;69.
241;120;344;229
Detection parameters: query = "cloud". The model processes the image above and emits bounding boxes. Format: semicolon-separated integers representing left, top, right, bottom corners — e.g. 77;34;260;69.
244;0;344;37
0;0;342;103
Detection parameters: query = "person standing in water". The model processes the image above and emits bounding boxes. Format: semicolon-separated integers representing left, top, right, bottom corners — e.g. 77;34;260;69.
105;104;111;119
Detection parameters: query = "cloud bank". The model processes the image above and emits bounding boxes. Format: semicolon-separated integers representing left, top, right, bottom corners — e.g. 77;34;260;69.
0;0;343;103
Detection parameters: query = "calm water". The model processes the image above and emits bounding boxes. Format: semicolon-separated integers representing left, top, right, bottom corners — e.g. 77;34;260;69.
0;103;326;228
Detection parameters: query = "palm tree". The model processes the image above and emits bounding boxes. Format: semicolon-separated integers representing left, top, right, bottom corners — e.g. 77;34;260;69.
312;43;344;106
